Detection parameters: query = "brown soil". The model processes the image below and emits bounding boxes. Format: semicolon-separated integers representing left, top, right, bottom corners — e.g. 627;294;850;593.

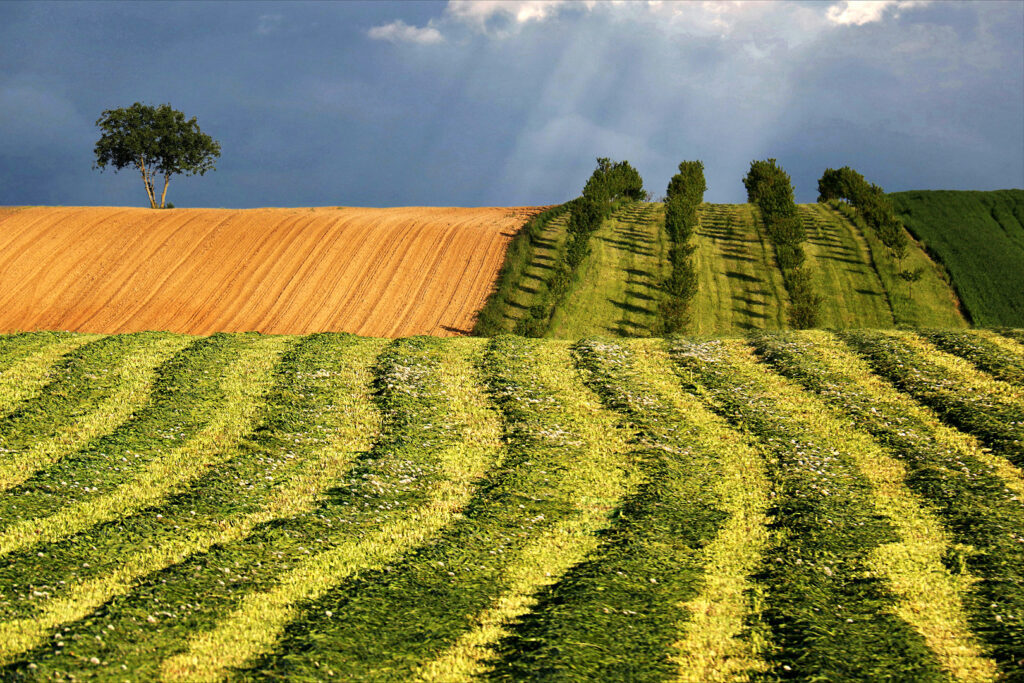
0;206;538;337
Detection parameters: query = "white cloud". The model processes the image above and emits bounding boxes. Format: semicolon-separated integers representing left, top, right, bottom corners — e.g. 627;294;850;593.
826;1;931;26
367;19;445;45
445;1;593;31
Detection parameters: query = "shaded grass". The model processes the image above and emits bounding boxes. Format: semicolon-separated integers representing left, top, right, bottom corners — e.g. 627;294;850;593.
0;334;252;534
473;205;570;336
0;334;290;559
891;190;1024;326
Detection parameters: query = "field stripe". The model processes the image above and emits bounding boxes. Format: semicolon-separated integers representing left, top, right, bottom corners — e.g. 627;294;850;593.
621;340;772;682
416;339;642;681
0;334;384;671
841;330;1024;467
755;330;1022;675
154;337;502;681
0;334;290;557
0;334;366;625
919;330;1024;387
995;328;1024;347
0;333;252;534
669;338;949;680
489;338;736;679
0;332;71;372
0;333;189;491
247;335;638;679
735;338;1000;680
0;333;100;416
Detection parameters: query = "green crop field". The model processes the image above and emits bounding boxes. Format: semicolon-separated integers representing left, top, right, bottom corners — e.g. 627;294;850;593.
891;190;1024;327
507;201;965;338
0;329;1022;681
548;203;669;338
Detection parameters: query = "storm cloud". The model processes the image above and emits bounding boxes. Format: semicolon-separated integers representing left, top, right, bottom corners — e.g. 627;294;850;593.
0;0;1020;207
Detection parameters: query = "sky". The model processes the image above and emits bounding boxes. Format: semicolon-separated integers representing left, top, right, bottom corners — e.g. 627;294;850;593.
0;0;1021;207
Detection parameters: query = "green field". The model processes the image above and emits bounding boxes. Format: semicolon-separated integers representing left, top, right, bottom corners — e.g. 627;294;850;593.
498;210;571;333
689;203;790;335
0;329;1022;680
891;190;1024;327
510;201;965;337
548;203;669;338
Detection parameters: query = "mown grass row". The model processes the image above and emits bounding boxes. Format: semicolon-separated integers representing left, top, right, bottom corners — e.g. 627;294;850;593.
491;338;764;680
163;337;503;680
0;333;189;491
0;333;95;412
841;330;1024;468
668;337;966;680
0;333;255;534
0;334;376;672
753;331;1022;675
919;329;1024;387
250;336;638;679
0;330;1022;681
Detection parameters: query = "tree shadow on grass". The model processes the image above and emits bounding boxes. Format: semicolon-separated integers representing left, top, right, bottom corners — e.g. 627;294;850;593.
610;298;653;316
724;270;764;284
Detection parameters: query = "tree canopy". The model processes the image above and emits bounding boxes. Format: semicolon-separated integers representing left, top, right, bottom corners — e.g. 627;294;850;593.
93;102;220;209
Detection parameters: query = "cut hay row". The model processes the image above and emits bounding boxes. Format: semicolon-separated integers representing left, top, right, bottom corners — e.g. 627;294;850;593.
919;329;1024;387
753;331;1022;672
0;330;1022;680
841;330;1024;468
0;333;100;416
668;337;988;680
0;333;188;491
0;206;538;338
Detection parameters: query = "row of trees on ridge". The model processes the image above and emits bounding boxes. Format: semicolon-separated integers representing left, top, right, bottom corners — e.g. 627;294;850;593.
744;159;821;328
514;158;645;336
817;166;923;297
659;161;705;333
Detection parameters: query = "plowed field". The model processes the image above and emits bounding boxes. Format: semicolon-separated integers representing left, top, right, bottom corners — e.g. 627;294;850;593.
0;206;537;337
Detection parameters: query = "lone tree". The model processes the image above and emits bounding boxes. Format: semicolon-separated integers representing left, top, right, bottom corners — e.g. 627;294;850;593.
93;102;220;209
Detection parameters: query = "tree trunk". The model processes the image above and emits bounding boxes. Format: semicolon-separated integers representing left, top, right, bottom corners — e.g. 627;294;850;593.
139;157;157;209
160;174;171;209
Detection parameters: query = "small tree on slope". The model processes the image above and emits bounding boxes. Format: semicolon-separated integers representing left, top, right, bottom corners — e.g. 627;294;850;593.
93;102;221;209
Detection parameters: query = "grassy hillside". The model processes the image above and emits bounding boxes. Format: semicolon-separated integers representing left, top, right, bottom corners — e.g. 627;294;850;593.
689;203;790;335
548;203;669;337
493;201;965;337
890;190;1024;327
0;329;1022;680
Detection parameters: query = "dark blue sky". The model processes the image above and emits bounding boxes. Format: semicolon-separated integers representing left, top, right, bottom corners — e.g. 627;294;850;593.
1;0;1021;207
